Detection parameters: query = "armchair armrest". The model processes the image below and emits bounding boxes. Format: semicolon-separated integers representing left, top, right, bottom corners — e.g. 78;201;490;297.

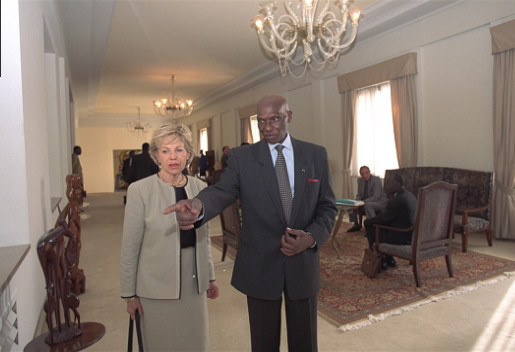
456;203;490;224
374;224;414;250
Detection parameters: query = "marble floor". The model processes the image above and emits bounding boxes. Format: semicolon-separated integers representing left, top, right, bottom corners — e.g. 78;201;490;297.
58;192;515;351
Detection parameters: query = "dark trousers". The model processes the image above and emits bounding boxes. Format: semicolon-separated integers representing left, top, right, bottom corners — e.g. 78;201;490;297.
247;293;318;352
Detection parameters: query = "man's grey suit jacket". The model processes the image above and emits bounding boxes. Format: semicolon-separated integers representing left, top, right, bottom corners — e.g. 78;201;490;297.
356;175;387;202
197;137;337;300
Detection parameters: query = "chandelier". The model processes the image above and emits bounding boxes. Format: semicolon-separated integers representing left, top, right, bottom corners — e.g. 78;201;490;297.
153;74;194;119
126;107;152;133
252;0;361;78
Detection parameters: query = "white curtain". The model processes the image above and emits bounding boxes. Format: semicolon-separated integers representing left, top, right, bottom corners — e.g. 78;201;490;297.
353;82;398;178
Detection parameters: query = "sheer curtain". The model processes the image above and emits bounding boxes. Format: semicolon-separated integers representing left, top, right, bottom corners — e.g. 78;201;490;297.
353;82;398;178
491;20;515;240
239;104;257;144
340;91;355;198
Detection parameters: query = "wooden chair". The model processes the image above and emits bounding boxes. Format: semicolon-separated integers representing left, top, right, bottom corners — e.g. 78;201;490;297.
375;181;458;287
220;201;241;261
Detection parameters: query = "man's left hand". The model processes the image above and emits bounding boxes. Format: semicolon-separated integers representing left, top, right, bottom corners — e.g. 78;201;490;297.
280;228;315;256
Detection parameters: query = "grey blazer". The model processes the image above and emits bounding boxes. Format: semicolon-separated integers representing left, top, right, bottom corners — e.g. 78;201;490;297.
120;175;215;299
197;137;337;300
356;175;387;203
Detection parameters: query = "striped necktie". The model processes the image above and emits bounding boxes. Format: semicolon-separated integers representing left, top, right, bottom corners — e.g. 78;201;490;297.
275;145;292;224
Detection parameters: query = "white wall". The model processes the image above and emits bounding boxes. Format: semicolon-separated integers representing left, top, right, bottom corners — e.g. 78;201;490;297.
77;126;151;192
77;1;515;197
0;0;78;346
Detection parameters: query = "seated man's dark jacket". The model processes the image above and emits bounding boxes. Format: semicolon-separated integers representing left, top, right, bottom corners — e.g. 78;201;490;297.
364;188;417;246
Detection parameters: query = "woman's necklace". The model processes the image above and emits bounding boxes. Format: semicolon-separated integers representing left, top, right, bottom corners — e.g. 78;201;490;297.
158;173;186;187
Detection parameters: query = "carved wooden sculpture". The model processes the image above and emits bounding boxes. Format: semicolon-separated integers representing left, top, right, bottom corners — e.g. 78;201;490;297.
26;175;105;351
54;174;86;295
37;226;82;345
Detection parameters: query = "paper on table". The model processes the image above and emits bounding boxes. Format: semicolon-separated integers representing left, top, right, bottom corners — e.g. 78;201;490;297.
336;199;364;206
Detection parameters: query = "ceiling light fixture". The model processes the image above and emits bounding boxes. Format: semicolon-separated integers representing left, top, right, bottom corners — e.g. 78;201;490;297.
153;74;194;119
126;107;152;133
252;0;360;78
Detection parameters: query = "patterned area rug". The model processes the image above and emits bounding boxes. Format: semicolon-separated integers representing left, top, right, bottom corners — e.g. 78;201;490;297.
210;227;515;330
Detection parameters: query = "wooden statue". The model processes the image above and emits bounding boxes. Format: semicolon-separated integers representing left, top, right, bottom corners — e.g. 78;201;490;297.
37;226;82;345
54;174;86;295
26;174;105;351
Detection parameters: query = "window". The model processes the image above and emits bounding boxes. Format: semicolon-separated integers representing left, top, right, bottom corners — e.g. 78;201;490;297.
249;115;261;143
353;82;398;178
199;127;209;153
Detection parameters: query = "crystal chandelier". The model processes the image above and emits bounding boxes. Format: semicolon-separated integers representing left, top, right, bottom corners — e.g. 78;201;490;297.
252;0;360;78
153;74;194;119
126;107;152;133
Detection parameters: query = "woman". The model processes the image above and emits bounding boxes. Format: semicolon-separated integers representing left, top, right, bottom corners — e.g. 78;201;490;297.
120;124;219;351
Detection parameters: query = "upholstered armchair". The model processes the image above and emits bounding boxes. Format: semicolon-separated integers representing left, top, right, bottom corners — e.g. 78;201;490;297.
375;181;458;287
452;173;493;252
384;167;494;253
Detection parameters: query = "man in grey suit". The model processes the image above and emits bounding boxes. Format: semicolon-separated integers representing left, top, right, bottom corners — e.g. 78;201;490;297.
347;165;387;232
165;94;337;352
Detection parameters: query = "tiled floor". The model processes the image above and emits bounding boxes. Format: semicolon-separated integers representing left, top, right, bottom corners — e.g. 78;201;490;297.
68;193;515;351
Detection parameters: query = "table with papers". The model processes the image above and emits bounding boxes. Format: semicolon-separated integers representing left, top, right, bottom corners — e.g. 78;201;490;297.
331;199;364;259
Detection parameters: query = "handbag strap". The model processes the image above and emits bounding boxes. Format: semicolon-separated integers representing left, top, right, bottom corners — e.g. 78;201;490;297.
127;311;144;352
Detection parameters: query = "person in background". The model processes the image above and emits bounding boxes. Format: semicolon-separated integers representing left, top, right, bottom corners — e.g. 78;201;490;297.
122;150;136;205
120;124;219;351
347;166;388;232
364;173;417;270
164;94;337;352
72;145;83;176
199;150;208;179
130;142;159;182
71;145;86;196
221;145;230;170
189;154;200;177
122;150;136;185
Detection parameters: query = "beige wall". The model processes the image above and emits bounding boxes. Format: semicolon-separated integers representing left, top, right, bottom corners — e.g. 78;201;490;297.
78;1;514;197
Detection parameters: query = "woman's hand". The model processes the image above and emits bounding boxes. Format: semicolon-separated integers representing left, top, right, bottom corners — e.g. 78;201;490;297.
126;297;144;320
207;281;219;299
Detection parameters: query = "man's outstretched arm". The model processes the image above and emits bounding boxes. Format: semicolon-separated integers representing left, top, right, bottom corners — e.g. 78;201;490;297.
163;198;204;230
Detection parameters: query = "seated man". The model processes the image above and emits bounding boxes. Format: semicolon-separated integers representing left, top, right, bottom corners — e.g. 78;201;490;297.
347;166;388;232
364;173;417;270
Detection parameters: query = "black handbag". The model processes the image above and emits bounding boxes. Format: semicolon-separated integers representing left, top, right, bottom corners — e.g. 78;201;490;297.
127;311;144;352
361;248;381;278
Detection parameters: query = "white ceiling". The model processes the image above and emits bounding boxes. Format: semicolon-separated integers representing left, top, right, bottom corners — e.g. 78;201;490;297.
55;0;460;119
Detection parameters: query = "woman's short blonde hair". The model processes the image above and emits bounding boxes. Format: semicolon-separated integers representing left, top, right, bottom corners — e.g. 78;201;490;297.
149;124;194;166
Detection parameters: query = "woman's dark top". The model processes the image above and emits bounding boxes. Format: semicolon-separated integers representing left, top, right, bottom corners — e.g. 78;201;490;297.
175;181;196;248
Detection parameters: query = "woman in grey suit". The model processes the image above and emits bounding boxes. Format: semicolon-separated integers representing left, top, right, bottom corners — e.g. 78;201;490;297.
120;124;219;351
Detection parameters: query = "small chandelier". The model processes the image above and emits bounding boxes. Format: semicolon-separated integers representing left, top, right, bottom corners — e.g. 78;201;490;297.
252;0;360;78
153;74;194;119
126;107;152;133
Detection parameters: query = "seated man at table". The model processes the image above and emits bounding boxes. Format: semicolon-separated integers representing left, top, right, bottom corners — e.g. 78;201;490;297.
364;173;417;270
347;166;387;232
